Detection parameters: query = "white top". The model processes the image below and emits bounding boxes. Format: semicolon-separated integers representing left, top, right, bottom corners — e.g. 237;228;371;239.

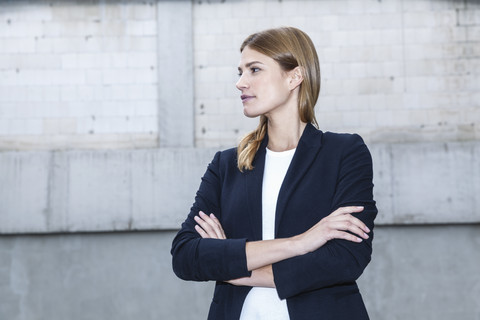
239;147;295;320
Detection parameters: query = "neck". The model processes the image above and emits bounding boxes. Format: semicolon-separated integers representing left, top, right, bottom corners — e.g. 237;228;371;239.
266;117;307;152
263;88;307;152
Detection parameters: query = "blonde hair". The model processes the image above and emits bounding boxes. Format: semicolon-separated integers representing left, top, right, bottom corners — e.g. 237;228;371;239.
237;27;321;171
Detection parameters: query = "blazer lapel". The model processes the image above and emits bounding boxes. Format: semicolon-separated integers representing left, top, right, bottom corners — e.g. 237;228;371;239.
274;123;323;236
244;138;268;241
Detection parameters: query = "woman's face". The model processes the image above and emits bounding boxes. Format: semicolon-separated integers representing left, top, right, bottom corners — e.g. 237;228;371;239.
236;46;294;118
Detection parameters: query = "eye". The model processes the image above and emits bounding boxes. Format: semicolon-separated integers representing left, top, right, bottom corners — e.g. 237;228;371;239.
251;67;260;73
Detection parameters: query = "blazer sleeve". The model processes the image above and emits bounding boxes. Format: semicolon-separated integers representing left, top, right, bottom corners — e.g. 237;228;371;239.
171;151;251;282
273;134;377;299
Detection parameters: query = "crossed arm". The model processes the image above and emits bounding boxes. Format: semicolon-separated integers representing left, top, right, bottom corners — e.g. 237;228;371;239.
194;205;370;288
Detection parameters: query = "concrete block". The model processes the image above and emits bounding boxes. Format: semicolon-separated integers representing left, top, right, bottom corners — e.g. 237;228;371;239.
109;53;128;68
102;69;133;85
60;21;99;37
0;21;43;38
125;21;146;36
142;21;157;36
127;2;157;20
75;86;101;101
369;13;402;29
126;116;157;133
34;37;55;53
458;9;480;26
43;118;77;135
4;87;28;103
74;53;101;69
0;38;36;54
60;86;78;102
466;26;480;41
378;0;402;13
41;21;62;37
127;52;156;68
99;21;125;37
90;116;128;134
16;3;53;21
4;53;63;70
337;15;370;31
373;141;480;224
0;119;9;135
123;37;157;52
379;29;402;45
404;11;437;27
0;152;50;230
7;118;43;135
85;70;104;85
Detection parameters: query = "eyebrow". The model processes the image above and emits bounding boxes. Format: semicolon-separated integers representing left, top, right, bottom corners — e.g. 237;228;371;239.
238;61;264;71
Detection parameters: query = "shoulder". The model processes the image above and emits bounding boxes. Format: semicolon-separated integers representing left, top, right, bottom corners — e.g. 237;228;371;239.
322;131;365;146
208;147;239;175
212;147;237;164
322;132;373;172
320;131;367;154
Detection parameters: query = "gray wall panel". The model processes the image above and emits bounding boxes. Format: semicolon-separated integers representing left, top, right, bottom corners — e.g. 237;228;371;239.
0;227;478;320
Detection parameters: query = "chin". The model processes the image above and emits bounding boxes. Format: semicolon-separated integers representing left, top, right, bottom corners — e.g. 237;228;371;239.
243;105;266;118
243;108;261;118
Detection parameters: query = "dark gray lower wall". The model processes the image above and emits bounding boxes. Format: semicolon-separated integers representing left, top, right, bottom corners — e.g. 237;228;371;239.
1;225;479;320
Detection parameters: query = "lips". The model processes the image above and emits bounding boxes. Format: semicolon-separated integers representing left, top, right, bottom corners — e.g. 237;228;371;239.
241;95;255;103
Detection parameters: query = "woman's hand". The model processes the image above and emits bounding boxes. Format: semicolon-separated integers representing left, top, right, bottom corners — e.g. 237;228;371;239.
226;265;275;288
293;206;370;255
194;211;226;239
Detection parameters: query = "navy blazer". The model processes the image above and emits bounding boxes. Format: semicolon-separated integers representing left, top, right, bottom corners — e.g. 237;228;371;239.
171;123;377;320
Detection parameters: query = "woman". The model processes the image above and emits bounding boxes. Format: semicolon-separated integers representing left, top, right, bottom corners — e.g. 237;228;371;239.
171;27;377;320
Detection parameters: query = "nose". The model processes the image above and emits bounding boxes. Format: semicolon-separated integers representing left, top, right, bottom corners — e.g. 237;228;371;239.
236;74;248;91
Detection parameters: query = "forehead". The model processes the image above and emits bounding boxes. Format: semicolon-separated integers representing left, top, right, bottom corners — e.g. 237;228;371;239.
238;46;275;68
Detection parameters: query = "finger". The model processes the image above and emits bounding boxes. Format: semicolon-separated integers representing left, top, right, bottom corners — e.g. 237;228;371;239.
332;206;364;216
210;213;226;239
331;230;363;243
194;214;217;238
199;211;224;239
330;219;369;239
330;208;369;233
194;224;209;239
344;214;370;233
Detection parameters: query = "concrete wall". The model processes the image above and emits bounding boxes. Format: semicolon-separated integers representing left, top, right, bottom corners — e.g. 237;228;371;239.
0;0;160;149
193;0;480;147
1;227;480;320
1;0;479;319
1;141;479;234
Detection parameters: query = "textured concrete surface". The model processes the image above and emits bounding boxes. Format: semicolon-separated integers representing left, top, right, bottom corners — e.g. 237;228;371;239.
1;141;479;234
2;0;479;150
0;231;213;320
0;0;160;150
372;140;480;224
359;225;480;320
0;226;479;320
0;148;216;233
157;1;194;148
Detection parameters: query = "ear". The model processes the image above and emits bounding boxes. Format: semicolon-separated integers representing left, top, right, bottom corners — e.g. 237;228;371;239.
288;66;304;91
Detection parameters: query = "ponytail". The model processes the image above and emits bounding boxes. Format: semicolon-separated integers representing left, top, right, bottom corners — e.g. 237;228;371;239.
237;116;267;172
